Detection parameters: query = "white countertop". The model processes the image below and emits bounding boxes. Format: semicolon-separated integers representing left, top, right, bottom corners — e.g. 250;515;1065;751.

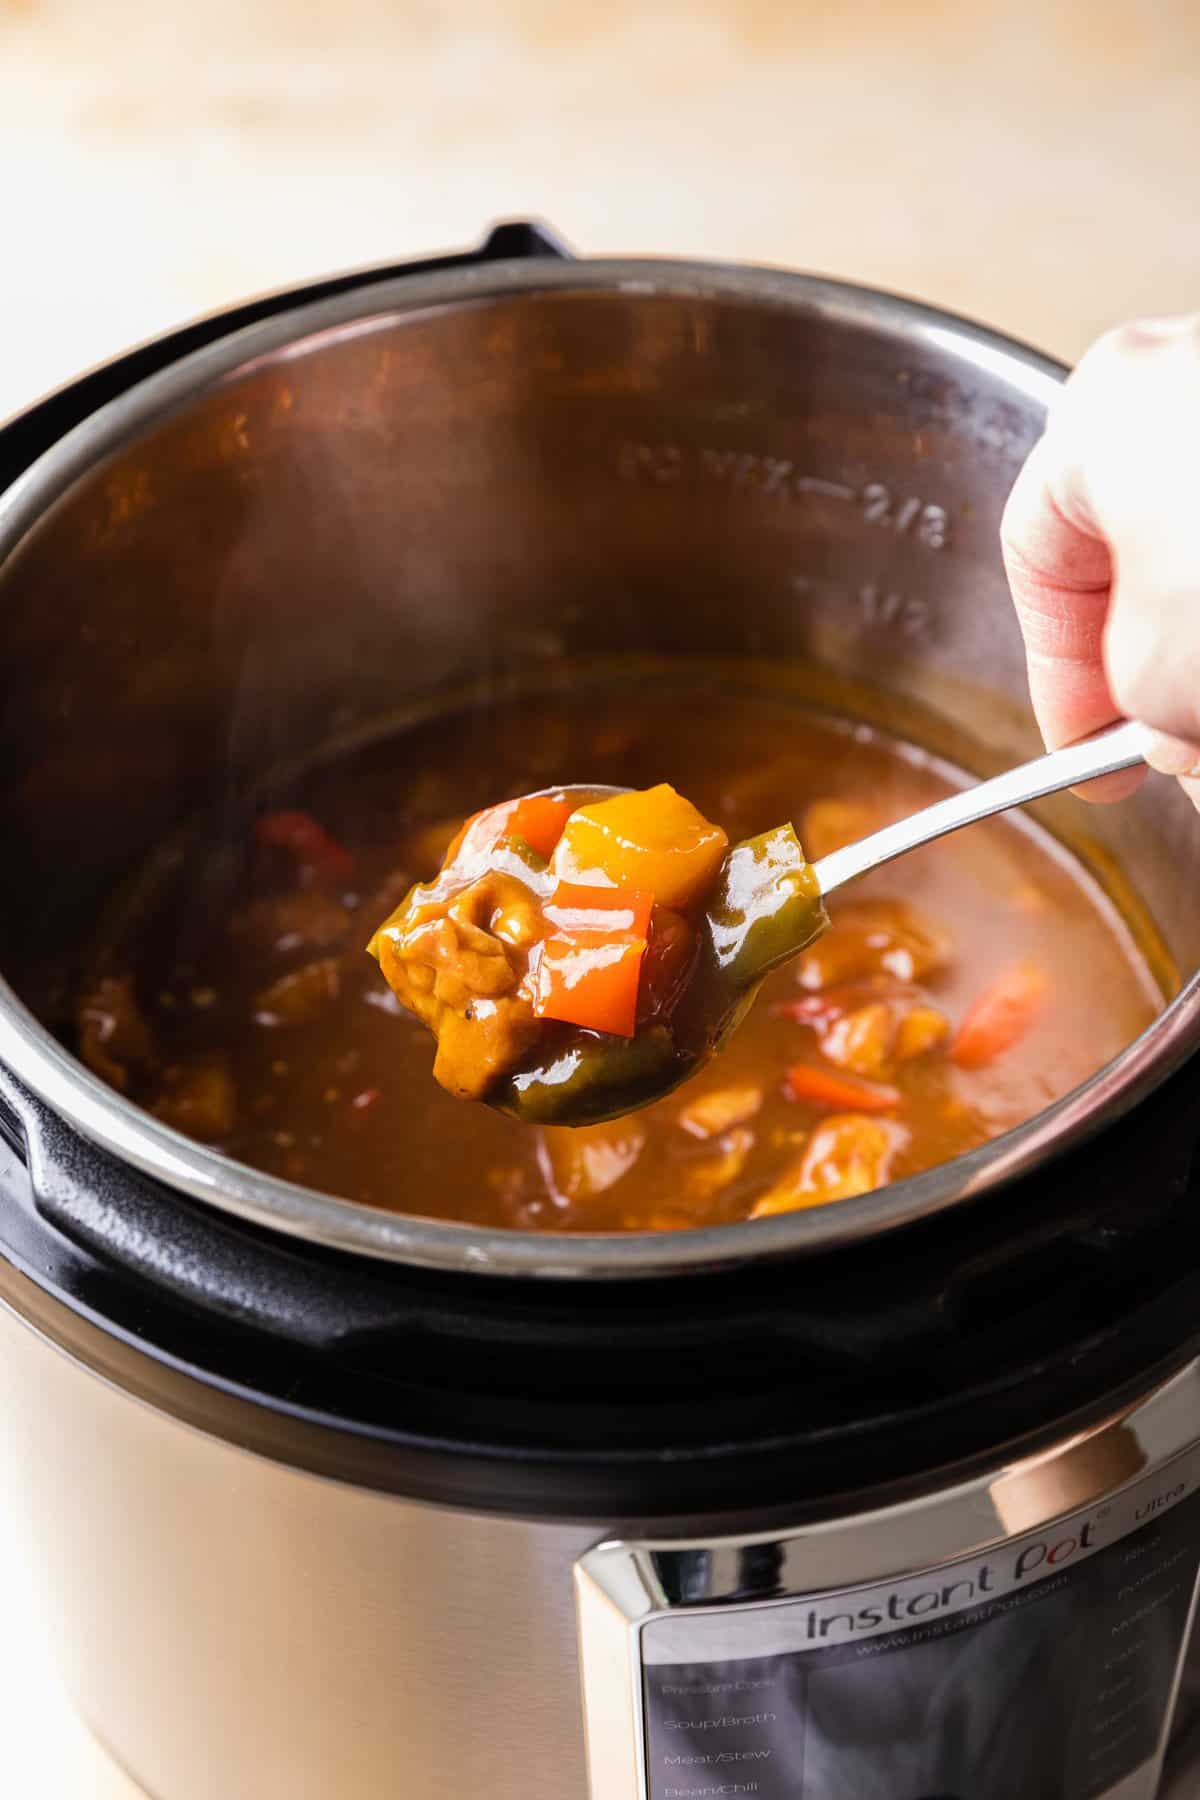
3;0;1200;1791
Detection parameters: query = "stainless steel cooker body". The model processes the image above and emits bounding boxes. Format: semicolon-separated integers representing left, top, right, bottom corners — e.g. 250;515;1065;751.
3;229;1200;1799
3;1255;1200;1800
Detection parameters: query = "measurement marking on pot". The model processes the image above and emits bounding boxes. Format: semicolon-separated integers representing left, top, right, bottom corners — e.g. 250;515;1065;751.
792;575;935;644
795;475;856;500
862;482;950;549
617;441;683;483
616;443;951;549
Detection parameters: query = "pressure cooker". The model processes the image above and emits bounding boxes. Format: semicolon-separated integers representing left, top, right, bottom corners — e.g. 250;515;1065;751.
2;222;1200;1800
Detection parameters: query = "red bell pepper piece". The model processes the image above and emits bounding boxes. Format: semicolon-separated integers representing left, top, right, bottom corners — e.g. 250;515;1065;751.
507;795;574;859
255;811;356;882
534;881;654;1038
782;1062;901;1113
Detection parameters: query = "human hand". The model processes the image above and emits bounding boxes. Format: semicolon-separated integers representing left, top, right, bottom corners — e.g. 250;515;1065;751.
1001;314;1200;806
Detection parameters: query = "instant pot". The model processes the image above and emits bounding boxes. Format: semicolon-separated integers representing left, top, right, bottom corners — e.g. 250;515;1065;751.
3;222;1200;1800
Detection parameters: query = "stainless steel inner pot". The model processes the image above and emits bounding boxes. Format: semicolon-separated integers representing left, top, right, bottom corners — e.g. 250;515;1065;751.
2;257;1199;1277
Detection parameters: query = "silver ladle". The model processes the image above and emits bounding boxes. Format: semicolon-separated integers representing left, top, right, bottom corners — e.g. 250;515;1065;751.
498;719;1152;1124
812;717;1150;897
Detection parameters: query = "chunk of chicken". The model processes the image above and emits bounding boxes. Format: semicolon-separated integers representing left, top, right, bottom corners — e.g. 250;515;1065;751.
677;1083;763;1140
152;1060;236;1141
894;1003;951;1061
681;1125;755;1203
538;1119;648;1204
818;997;950;1075
750;1113;906;1216
228;890;351;958
796;899;952;991
819;1002;895;1078
254;958;341;1028
368;870;541;1099
77;974;158;1092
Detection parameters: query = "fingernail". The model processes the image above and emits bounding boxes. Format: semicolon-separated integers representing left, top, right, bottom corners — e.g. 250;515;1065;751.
1122;315;1196;346
1143;729;1200;777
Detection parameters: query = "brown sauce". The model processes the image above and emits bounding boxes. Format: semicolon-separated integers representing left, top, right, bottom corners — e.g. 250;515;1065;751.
74;677;1163;1232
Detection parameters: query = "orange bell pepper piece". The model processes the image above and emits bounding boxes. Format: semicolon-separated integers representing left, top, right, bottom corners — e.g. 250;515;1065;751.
950;961;1049;1070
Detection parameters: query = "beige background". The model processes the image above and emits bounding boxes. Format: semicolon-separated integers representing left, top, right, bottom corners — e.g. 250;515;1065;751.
3;0;1200;422
1;0;1198;1792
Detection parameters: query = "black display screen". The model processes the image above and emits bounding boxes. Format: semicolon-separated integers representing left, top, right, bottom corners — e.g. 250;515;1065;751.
643;1489;1200;1800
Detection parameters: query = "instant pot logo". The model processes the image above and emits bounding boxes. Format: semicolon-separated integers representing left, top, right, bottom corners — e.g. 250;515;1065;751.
800;1518;1105;1644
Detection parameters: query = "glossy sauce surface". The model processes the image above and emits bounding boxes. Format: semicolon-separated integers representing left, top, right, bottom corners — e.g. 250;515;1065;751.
76;681;1163;1232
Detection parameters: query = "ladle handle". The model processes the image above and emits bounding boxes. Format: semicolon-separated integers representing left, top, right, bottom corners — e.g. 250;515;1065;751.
812;719;1151;897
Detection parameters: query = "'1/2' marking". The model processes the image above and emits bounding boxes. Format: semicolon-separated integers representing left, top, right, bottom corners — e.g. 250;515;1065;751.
793;575;935;645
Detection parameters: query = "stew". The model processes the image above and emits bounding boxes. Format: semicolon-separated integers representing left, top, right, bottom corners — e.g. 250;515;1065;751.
366;782;826;1123
72;682;1162;1232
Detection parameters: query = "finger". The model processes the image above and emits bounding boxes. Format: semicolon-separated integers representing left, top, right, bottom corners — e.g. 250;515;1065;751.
1001;437;1115;746
1000;437;1144;802
1141;728;1200;779
1062;319;1200;745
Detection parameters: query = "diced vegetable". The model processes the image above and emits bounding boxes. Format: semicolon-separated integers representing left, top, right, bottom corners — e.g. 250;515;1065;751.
951;961;1050;1070
552;784;729;911
678;1083;764;1139
255;811;355;882
439;802;512;875
894;1003;951;1062
507;795;574;859
796;899;951;991
705;823;826;989
782;1062;900;1113
442;798;543;879
820;1002;895;1079
253;958;341;1027
538;1119;648;1202
751;1113;904;1216
802;798;884;861
508;1025;677;1125
535;932;648;1038
439;798;567;886
543;882;654;939
533;882;653;1038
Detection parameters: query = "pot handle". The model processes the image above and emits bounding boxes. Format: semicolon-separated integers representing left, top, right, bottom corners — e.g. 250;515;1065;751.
0;218;574;494
0;1059;407;1351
